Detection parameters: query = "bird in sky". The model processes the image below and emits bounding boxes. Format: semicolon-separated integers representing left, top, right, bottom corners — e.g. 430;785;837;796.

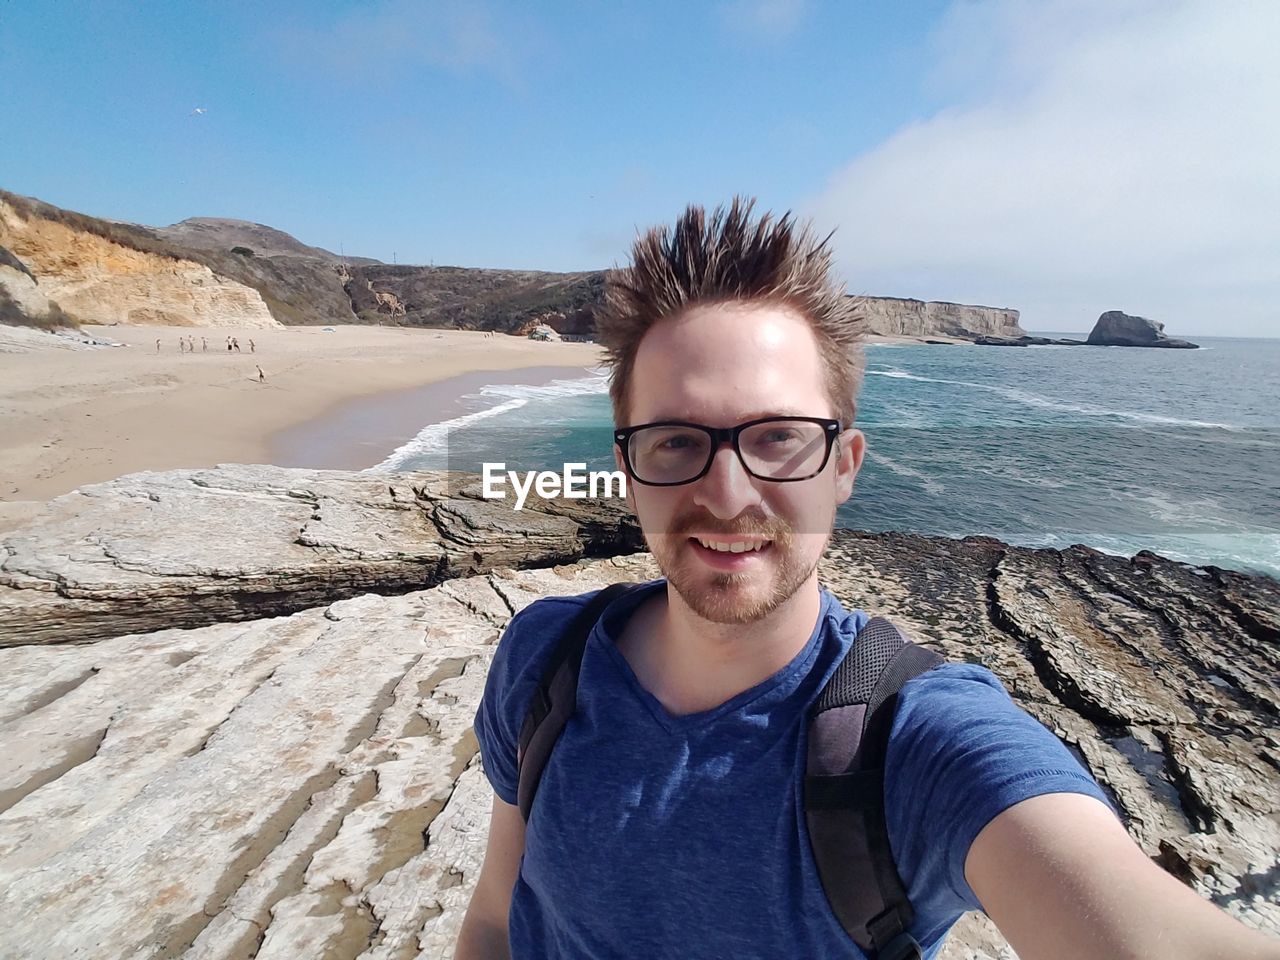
190;107;207;116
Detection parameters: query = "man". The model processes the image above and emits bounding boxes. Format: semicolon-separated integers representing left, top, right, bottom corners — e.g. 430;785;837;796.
458;200;1278;960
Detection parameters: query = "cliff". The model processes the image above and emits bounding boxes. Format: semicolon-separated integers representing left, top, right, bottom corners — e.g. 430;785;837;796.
0;465;1275;958
0;189;1026;340
0;196;281;329
854;295;1024;339
0;245;77;331
345;268;1024;340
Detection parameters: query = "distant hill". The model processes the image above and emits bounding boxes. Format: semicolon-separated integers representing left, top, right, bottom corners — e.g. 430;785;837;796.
155;218;380;265
0;188;1023;338
344;264;605;335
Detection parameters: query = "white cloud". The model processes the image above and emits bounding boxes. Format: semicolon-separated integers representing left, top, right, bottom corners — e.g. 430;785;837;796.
809;0;1280;336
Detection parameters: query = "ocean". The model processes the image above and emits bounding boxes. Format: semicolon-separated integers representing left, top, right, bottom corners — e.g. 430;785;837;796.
373;335;1280;579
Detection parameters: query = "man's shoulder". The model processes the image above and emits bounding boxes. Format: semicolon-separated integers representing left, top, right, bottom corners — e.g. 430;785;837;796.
494;581;661;679
499;591;602;662
893;661;1017;730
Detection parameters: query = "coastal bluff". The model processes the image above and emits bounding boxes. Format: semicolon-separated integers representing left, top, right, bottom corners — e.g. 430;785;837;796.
1;188;1021;342
0;465;1276;959
0;197;281;330
852;295;1023;340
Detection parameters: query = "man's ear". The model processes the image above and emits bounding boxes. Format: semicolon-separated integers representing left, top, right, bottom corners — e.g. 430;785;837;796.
614;444;638;515
834;428;864;503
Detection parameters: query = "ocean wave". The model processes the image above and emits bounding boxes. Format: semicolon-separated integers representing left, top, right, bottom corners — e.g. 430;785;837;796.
366;370;608;472
866;369;923;380
866;367;1241;431
476;368;609;403
366;396;531;471
866;451;945;495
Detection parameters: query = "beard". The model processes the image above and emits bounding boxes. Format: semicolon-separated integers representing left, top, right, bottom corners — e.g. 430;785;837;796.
646;506;828;625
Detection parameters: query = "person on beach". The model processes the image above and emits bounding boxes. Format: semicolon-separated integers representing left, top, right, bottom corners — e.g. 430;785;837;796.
155;338;161;353
202;337;208;353
457;199;1279;960
248;338;255;353
256;365;265;383
232;337;241;353
226;337;232;352
178;338;186;354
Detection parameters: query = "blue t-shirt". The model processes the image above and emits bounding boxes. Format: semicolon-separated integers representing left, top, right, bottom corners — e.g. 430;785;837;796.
474;580;1110;959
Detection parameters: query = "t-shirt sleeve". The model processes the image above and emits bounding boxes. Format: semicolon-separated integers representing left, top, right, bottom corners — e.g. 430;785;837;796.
884;662;1115;923
473;596;587;806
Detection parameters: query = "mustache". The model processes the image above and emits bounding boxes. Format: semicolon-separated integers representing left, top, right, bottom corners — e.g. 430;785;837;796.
667;508;790;540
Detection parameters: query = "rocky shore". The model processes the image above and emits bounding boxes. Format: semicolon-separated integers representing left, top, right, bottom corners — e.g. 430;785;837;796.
0;465;1276;959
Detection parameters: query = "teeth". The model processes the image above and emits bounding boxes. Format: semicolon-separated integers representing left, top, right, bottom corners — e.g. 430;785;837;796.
696;538;767;553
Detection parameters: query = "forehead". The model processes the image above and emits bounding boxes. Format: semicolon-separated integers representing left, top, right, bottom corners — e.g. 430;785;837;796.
627;301;832;425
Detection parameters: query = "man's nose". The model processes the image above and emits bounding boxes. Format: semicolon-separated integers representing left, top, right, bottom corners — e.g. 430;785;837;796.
692;443;761;518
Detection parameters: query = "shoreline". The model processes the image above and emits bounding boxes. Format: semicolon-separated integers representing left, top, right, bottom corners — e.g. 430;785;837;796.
0;323;604;525
269;364;601;471
0;324;958;533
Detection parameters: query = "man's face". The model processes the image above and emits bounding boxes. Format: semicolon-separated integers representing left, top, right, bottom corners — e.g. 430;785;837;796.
617;302;864;624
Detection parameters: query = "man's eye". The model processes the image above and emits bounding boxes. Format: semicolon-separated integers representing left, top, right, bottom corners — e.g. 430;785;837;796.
760;429;800;445
657;434;700;450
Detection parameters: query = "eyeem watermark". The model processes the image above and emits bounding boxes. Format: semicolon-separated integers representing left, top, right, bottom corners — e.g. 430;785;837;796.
482;462;627;510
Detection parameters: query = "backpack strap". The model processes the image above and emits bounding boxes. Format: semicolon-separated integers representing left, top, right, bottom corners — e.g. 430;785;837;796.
516;582;640;822
805;617;944;960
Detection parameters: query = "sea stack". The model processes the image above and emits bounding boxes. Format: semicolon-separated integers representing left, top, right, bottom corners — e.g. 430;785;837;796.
1086;310;1199;348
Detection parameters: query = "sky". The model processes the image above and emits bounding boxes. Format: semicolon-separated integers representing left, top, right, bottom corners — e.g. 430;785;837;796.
0;0;1276;337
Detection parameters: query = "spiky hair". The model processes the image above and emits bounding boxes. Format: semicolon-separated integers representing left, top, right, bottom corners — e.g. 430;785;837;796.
595;197;865;426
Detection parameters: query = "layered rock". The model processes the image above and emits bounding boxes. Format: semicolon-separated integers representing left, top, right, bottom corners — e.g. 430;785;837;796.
0;465;642;647
856;295;1025;339
974;334;1086;347
0;471;1275;958
1087;310;1200;348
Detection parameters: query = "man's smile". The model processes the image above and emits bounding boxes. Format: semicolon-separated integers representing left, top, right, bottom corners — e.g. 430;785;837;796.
691;536;771;553
687;536;775;571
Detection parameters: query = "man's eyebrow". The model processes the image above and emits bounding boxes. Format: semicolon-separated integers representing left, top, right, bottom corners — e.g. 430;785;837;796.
641;410;820;424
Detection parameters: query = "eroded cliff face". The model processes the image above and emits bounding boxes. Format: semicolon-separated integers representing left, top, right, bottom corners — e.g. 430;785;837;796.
857;295;1025;338
0;260;58;326
0;200;281;329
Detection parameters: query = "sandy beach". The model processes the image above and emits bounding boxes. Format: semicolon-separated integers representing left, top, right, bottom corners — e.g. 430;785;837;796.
0;323;603;528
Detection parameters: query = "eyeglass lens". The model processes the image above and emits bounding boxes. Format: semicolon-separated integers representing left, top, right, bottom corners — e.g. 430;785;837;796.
627;420;830;484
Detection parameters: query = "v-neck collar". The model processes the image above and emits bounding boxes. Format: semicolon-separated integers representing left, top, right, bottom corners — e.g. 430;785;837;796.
591;580;832;735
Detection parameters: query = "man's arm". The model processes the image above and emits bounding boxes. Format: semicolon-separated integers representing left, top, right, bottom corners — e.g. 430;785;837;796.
456;794;526;960
966;792;1279;960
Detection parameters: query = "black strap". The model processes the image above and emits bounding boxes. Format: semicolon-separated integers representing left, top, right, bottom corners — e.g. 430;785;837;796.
516;582;639;821
512;592;945;960
805;617;943;959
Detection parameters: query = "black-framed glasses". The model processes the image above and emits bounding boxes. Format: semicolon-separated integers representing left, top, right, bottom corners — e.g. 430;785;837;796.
614;416;842;487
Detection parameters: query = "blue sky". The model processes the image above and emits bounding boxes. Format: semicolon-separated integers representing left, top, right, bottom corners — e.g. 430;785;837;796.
1;0;1276;337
